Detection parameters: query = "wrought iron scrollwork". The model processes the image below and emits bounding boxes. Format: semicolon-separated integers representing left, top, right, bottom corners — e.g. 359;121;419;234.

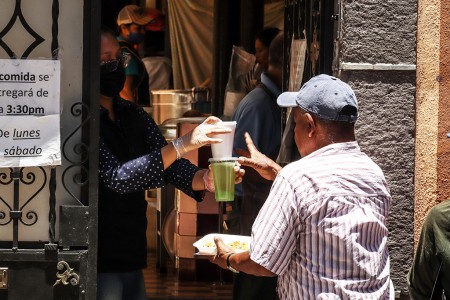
62;102;91;205
0;167;47;250
0;0;45;59
0;168;13;226
0;167;47;227
53;261;80;287
0;169;14;185
19;167;46;226
0;202;12;226
0;0;60;250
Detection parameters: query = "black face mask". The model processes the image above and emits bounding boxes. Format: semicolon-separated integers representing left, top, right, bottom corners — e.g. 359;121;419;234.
100;65;126;97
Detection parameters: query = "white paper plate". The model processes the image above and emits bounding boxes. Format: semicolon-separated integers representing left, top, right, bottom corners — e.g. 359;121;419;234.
193;233;251;256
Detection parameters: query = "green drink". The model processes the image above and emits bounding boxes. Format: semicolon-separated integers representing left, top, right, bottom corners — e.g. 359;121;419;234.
209;158;237;202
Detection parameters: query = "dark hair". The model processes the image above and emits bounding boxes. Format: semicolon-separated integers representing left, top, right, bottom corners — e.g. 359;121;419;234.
101;25;118;37
255;27;281;48
268;33;283;69
300;107;356;140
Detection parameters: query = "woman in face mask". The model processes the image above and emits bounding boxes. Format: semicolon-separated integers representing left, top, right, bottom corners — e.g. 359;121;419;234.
116;5;151;105
97;29;244;300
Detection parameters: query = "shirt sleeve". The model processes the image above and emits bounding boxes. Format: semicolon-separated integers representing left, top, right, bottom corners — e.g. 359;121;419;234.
137;108;203;201
99;106;203;201
249;174;300;275
232;90;277;156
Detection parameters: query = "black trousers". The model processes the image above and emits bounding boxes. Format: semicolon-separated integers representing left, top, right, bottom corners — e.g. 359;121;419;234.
233;272;278;300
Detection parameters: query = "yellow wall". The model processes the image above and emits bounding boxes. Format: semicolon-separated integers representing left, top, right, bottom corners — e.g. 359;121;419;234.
415;0;450;244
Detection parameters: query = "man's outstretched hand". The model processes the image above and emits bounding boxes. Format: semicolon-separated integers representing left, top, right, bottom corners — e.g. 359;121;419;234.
235;132;282;181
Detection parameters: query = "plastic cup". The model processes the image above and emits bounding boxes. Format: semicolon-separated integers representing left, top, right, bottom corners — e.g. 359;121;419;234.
209;157;237;202
210;121;236;158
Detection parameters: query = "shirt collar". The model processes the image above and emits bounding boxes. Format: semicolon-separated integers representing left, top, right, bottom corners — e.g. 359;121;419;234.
305;141;360;159
261;72;281;96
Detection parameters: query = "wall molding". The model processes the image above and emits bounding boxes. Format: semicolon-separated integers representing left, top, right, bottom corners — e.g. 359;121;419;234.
340;62;416;71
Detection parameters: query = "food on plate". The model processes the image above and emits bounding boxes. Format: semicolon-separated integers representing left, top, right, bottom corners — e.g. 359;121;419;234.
228;240;249;250
193;234;251;255
203;240;215;248
202;239;249;251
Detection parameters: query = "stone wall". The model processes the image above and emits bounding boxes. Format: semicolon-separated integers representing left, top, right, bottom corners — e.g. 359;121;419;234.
339;0;417;296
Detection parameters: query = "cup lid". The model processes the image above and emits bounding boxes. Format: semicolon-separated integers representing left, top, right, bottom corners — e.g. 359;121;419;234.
208;157;238;163
218;121;237;125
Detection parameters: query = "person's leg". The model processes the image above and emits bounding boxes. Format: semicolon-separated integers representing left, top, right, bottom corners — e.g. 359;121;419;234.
97;272;124;300
233;272;277;300
122;270;147;300
407;200;450;299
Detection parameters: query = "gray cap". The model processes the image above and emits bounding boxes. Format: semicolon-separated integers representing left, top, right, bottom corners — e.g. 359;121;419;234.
277;74;358;122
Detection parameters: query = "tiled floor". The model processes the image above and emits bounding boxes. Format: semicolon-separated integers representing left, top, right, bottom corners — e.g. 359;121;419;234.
143;254;233;299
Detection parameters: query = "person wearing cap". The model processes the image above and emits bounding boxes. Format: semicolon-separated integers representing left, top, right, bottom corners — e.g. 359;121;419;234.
117;4;152;105
210;74;394;299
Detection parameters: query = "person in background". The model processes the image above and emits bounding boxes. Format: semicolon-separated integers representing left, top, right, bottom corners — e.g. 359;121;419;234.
254;27;281;74
211;74;394;299
98;28;244;300
244;26;281;93
407;200;450;299
227;33;284;300
141;8;172;91
117;4;151;105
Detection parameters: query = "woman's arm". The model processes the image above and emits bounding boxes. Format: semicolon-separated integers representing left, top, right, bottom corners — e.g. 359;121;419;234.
99;107;234;195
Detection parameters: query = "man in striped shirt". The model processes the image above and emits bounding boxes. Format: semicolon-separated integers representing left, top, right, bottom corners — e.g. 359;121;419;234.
210;74;394;299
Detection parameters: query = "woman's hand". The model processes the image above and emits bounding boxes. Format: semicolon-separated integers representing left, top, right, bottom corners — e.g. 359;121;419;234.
236;132;282;181
203;162;245;192
173;116;232;157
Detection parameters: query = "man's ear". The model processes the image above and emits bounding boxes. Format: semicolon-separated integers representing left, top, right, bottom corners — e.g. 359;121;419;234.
305;113;316;138
120;24;128;34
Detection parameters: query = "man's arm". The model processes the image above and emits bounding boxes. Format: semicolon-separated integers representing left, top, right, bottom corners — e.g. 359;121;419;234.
209;237;277;277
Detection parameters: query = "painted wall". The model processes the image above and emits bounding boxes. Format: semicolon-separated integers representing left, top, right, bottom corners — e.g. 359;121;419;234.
338;0;417;296
414;0;440;245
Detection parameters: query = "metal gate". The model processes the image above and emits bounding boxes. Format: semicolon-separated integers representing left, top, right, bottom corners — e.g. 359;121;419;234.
283;0;337;91
0;0;99;299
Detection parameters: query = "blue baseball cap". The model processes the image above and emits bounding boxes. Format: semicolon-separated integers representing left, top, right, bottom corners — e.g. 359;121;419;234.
277;74;358;122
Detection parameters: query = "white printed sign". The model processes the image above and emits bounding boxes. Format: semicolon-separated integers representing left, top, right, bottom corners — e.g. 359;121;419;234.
289;37;307;92
0;59;61;167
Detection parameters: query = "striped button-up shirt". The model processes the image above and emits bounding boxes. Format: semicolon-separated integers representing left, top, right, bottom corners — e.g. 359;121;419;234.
250;142;394;300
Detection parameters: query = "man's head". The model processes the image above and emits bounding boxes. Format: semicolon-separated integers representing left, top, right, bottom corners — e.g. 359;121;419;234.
267;32;284;89
255;27;281;71
277;74;358;156
117;5;152;45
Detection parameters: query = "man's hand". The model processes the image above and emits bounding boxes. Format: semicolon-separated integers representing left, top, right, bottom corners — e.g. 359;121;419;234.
236;132;282;181
209;236;233;270
233;162;245;184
